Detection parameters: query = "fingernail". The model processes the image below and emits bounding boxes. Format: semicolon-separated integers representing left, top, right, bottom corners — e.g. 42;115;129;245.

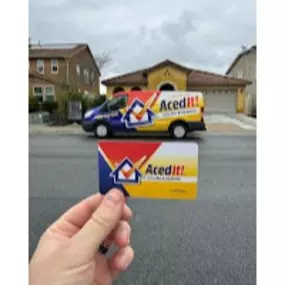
127;228;130;243
105;189;122;207
122;225;130;243
120;250;132;270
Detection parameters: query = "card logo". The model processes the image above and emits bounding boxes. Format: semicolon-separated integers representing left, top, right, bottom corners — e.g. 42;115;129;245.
145;164;185;176
110;156;148;184
121;92;159;128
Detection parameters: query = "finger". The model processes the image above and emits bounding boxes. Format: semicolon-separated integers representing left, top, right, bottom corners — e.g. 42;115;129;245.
71;189;125;260
108;246;134;280
44;192;132;239
106;221;131;248
123;204;133;221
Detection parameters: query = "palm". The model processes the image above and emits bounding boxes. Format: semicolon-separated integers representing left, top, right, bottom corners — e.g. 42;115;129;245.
93;253;113;285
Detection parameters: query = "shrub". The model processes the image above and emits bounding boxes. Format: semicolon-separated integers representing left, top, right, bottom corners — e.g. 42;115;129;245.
42;101;58;114
56;91;87;117
29;96;39;113
87;95;107;109
56;92;107;121
95;95;107;106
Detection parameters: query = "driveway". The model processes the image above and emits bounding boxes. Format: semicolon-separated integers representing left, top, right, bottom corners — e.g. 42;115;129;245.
204;114;256;130
29;133;256;285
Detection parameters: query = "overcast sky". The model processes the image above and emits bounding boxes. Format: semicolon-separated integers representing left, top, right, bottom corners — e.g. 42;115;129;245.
29;0;256;81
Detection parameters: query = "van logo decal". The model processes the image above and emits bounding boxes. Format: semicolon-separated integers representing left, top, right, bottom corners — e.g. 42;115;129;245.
159;96;199;112
121;92;159;128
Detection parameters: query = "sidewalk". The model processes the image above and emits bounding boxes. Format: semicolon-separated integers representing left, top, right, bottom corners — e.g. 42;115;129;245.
29;124;84;134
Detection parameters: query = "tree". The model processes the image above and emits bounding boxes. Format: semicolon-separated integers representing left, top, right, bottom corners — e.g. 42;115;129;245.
94;49;113;70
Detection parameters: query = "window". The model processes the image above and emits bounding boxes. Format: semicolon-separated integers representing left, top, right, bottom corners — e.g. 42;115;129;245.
113;86;125;94
33;85;55;102
33;86;44;103
84;69;89;83
37;60;44;74
91;72;95;81
131;86;142;91
51;59;58;74
108;95;128;111
100;102;109;113
76;64;80;76
45;86;55;101
86;70;89;83
237;70;243;79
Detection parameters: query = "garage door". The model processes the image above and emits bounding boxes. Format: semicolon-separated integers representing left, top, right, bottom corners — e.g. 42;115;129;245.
203;90;237;114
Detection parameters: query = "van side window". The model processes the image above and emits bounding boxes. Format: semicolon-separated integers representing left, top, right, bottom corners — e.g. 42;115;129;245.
109;95;128;111
118;96;128;108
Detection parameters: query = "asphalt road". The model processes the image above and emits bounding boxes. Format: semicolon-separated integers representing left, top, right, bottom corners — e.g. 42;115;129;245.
29;132;256;285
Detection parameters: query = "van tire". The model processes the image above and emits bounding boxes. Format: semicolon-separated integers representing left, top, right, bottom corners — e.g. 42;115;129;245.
94;122;111;138
170;122;188;139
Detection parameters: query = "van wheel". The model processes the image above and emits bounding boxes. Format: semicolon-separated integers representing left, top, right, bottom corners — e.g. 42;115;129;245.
94;122;110;138
170;122;188;139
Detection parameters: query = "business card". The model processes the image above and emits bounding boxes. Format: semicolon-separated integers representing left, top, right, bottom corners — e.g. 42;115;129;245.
98;141;198;200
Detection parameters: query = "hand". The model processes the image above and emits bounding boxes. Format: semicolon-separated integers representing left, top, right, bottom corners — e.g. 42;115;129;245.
29;189;134;285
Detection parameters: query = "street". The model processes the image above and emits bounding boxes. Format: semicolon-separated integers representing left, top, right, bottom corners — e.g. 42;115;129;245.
29;132;256;285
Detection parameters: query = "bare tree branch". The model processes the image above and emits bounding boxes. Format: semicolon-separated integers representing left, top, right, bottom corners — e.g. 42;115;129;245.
94;49;113;70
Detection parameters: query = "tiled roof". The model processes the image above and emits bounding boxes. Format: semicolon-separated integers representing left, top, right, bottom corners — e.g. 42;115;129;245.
101;69;147;85
102;59;251;87
146;59;191;74
226;45;256;75
29;43;87;59
188;69;251;86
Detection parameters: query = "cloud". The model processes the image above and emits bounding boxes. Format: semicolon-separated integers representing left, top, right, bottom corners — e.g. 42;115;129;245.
29;0;256;80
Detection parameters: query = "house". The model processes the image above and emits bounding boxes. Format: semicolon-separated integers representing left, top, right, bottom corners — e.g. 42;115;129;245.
226;45;256;116
29;42;101;103
102;59;251;114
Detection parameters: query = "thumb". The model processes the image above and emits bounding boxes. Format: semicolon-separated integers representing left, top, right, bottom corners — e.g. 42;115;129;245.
71;189;125;260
